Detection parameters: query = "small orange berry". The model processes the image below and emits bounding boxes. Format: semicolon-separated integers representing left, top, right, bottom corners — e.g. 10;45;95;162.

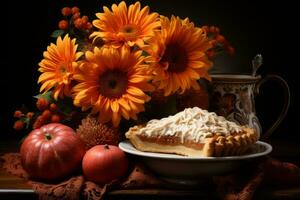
42;109;52;120
61;7;72;16
14;110;23;118
206;50;215;59
32;123;39;130
81;16;89;24
33;116;44;129
36;98;49;111
210;39;218;47
51;114;61;123
209;26;216;33
49;103;58;112
216;35;225;44
13;120;24;131
82;22;93;30
215;27;220;34
72;12;81;20
227;46;235;56
58;20;69;30
201;26;209;33
86;22;93;30
83;22;93;30
74;18;84;29
26;112;34;119
71;6;80;14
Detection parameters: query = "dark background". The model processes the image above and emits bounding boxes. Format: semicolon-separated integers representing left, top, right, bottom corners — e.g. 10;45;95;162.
1;0;299;140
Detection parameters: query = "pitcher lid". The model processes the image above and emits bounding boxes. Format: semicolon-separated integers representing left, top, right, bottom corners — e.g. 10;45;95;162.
210;74;261;83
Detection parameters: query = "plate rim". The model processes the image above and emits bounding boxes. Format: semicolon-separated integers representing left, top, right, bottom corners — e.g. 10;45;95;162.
118;140;272;161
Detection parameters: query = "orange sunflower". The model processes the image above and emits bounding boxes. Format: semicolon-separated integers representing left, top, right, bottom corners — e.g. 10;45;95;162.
145;16;212;96
90;1;160;48
38;34;83;100
73;46;153;127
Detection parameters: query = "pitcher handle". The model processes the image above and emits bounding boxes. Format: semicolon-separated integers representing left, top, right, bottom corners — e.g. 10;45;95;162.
255;74;290;140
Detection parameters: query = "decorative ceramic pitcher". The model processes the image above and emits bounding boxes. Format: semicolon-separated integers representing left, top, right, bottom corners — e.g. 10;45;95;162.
210;74;290;140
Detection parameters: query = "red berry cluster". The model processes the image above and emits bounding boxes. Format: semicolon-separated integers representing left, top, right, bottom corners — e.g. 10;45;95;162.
13;110;35;131
201;26;235;59
33;98;62;129
58;6;93;31
13;111;26;130
13;98;63;131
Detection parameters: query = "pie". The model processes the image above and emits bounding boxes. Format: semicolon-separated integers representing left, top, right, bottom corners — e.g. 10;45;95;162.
125;107;258;157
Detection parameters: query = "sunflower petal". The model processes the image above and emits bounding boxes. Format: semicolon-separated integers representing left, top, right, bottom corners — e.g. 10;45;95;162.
111;100;120;113
126;94;145;104
127;86;145;97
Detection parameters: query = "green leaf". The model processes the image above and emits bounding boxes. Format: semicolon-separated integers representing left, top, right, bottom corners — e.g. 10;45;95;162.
51;30;64;38
24;118;31;129
19;116;31;129
33;91;54;103
55;97;77;116
141;50;149;57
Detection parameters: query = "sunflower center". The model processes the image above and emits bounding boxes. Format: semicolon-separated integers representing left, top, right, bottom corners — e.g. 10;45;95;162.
99;70;128;99
109;80;117;89
161;43;188;73
122;24;136;33
60;65;67;73
120;25;138;40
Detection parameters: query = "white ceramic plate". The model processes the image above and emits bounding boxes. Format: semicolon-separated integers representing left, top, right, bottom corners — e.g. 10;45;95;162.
119;141;272;184
119;140;272;160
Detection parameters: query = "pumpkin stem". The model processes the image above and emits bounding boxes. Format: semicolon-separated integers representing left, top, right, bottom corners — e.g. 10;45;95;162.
104;144;109;149
45;133;52;140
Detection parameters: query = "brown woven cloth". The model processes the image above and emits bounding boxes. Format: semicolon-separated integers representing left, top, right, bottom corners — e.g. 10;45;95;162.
1;153;300;200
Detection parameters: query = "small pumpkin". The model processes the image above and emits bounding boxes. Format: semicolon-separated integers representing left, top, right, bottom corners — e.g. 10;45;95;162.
82;144;128;184
20;123;86;181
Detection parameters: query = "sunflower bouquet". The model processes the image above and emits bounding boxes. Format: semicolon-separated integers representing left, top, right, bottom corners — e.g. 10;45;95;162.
13;1;234;142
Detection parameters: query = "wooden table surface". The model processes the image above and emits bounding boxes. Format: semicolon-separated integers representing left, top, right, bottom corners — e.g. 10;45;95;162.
1;138;300;200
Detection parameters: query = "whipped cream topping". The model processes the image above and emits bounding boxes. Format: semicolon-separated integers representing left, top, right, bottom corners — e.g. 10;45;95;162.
139;107;242;143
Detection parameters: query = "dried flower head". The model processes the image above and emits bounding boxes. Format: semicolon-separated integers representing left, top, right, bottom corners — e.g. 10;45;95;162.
76;116;120;149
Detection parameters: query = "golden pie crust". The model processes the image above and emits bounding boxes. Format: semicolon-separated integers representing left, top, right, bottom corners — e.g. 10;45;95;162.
126;125;258;157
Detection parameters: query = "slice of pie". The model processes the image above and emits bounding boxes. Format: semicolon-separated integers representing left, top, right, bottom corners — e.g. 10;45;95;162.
125;107;258;157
